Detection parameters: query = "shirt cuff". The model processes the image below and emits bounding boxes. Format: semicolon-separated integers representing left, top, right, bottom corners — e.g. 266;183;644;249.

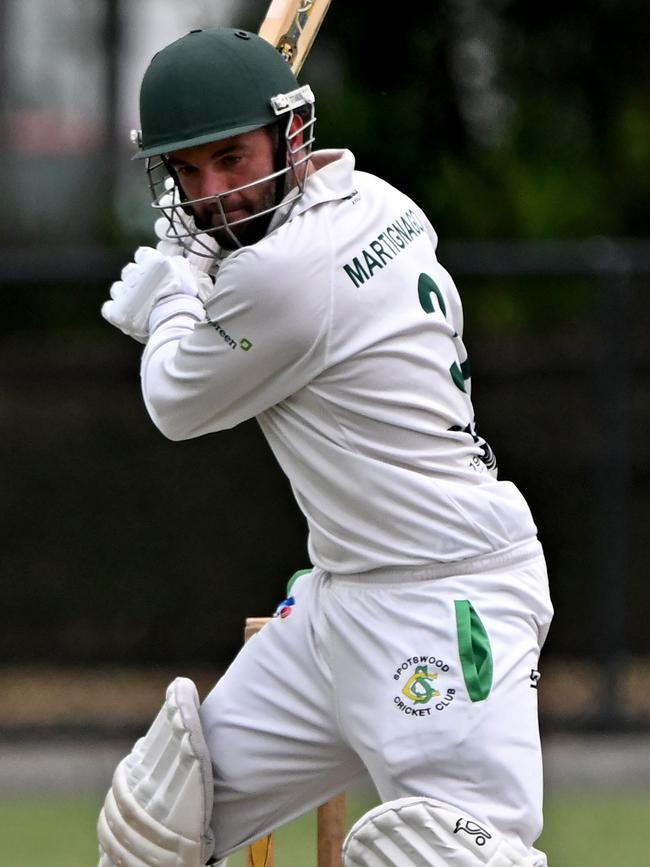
148;294;205;332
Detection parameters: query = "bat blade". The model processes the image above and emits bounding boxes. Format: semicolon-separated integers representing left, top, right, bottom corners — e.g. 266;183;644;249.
258;0;332;74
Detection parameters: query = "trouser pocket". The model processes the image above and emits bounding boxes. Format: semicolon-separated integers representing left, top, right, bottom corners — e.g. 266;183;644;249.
454;599;493;702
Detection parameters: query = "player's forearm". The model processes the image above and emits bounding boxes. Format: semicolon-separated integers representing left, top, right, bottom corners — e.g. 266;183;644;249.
141;308;209;441
142;306;274;440
141;264;327;440
140;311;242;441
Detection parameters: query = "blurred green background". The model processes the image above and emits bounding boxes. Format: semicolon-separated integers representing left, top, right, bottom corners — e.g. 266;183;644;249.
3;789;650;866
1;0;649;864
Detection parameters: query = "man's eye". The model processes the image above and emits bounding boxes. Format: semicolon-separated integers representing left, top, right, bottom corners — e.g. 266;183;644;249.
175;165;196;177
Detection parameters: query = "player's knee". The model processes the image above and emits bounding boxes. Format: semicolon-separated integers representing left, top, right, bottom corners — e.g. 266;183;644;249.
96;677;216;867
342;797;546;866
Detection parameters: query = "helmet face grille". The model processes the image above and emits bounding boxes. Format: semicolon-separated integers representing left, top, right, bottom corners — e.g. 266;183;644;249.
146;105;316;253
138;28;303;158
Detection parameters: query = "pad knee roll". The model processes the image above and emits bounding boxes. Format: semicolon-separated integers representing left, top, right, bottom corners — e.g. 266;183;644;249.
342;797;545;867
97;677;215;867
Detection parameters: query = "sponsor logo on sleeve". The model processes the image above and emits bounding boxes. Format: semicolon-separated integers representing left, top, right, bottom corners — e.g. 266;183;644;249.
205;313;253;351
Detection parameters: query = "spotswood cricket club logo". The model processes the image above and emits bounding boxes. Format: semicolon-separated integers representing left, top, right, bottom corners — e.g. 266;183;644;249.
393;654;456;717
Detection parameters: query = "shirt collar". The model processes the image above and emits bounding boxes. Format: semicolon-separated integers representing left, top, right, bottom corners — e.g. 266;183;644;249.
267;149;356;232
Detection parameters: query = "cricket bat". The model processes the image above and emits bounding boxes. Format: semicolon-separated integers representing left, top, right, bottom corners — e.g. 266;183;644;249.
258;0;332;74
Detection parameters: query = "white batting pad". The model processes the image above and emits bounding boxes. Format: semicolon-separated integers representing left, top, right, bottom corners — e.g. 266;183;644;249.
342;797;543;867
97;677;215;867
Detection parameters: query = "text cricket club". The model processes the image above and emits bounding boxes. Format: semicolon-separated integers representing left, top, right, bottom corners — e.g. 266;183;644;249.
393;654;456;717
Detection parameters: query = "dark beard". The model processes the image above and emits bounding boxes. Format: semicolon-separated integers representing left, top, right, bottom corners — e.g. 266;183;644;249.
192;175;280;249
194;208;275;250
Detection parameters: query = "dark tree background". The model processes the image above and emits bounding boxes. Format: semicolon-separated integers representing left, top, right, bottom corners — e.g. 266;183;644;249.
254;0;649;240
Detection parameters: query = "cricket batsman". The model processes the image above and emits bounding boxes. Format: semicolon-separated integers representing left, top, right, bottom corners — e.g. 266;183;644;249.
96;24;553;867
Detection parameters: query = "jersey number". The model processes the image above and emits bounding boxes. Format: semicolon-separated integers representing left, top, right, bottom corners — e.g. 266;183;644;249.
417;272;498;474
418;272;470;392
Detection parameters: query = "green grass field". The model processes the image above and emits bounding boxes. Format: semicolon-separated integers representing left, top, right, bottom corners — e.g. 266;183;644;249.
2;791;649;866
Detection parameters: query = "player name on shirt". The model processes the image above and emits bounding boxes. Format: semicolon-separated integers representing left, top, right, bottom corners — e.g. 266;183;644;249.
343;208;426;288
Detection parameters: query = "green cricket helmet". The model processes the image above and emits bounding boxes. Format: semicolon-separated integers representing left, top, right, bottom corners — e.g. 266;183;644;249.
132;27;316;252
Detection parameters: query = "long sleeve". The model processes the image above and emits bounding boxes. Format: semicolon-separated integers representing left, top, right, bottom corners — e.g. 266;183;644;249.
140;238;331;440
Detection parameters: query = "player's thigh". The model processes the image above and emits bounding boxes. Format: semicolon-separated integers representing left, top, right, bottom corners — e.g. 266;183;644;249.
199;578;365;856
326;556;550;850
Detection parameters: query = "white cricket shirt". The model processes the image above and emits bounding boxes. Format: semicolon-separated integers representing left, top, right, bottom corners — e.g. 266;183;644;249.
142;149;537;572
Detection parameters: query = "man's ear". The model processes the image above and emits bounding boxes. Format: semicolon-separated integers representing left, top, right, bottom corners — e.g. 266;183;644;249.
288;112;305;144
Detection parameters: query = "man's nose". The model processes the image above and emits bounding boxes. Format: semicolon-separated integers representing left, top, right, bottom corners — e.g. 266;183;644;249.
196;167;227;200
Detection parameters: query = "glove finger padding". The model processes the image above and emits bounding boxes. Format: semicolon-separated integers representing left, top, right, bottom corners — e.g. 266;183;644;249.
101;248;212;342
167;256;213;298
120;263;142;285
101;251;170;343
100;300;148;344
155;215;184;259
108;280;127;301
133;245;162;267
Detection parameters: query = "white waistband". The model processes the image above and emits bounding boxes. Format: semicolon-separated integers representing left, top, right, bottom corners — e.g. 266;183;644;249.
325;538;544;584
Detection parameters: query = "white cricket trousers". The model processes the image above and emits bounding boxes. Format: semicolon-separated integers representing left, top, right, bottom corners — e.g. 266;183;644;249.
199;538;553;863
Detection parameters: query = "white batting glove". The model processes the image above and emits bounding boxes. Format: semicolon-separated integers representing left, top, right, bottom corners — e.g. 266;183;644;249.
101;247;213;343
154;186;190;258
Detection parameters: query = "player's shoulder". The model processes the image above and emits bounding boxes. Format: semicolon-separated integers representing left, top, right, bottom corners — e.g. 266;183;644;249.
352;167;411;202
350;169;431;229
343;168;435;246
214;222;331;322
266;207;332;279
